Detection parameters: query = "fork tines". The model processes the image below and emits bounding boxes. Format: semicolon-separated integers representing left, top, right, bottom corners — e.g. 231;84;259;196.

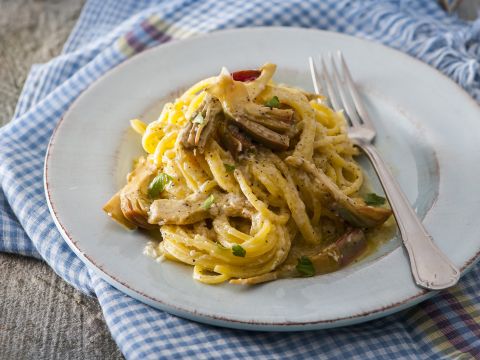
309;52;374;129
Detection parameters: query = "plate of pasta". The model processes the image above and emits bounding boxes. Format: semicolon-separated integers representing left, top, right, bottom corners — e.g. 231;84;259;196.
45;27;480;330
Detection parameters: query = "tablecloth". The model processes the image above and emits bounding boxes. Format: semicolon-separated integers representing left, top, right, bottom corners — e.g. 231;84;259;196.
1;0;480;358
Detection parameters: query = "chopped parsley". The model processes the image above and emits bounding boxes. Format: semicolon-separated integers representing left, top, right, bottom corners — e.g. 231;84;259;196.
148;173;173;199
224;163;236;173
296;256;315;277
232;244;246;257
192;113;204;124
364;193;386;206
265;96;280;108
202;194;215;210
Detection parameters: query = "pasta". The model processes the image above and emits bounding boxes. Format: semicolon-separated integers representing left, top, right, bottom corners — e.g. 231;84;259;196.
103;63;393;285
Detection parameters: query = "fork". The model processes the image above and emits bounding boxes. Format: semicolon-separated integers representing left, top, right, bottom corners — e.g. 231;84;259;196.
309;52;460;290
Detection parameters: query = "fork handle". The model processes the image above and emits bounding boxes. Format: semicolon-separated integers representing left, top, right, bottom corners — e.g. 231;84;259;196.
356;140;460;290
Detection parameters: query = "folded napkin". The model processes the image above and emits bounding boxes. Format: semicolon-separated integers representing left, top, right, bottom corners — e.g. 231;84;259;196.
1;0;480;358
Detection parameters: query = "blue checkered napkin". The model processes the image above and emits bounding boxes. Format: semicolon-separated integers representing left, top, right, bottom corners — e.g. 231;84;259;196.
1;1;480;358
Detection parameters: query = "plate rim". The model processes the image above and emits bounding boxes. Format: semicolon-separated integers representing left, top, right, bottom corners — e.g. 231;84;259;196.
44;26;480;331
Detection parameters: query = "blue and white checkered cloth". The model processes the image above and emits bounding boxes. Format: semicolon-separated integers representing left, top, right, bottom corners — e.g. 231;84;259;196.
1;1;480;358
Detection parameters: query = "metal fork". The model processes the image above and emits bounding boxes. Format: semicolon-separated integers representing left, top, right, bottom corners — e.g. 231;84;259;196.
309;52;460;290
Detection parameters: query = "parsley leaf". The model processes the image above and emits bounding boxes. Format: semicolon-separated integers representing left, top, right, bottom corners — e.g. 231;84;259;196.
232;244;246;257
148;173;173;199
296;256;315;277
364;193;386;206
202;194;215;210
265;96;280;108
192;113;204;124
224;163;236;173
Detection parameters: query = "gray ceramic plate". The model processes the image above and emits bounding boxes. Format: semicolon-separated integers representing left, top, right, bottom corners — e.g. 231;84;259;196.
44;28;480;331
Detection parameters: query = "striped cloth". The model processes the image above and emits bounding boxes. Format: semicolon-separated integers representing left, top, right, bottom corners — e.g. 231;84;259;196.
1;0;480;358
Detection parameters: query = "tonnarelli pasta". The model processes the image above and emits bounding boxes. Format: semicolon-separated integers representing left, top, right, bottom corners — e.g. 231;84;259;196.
103;64;393;285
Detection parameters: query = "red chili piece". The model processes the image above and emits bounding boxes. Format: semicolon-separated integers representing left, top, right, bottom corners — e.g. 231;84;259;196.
231;70;261;82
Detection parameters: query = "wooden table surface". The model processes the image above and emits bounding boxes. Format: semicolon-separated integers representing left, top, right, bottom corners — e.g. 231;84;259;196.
0;0;478;359
0;1;123;358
